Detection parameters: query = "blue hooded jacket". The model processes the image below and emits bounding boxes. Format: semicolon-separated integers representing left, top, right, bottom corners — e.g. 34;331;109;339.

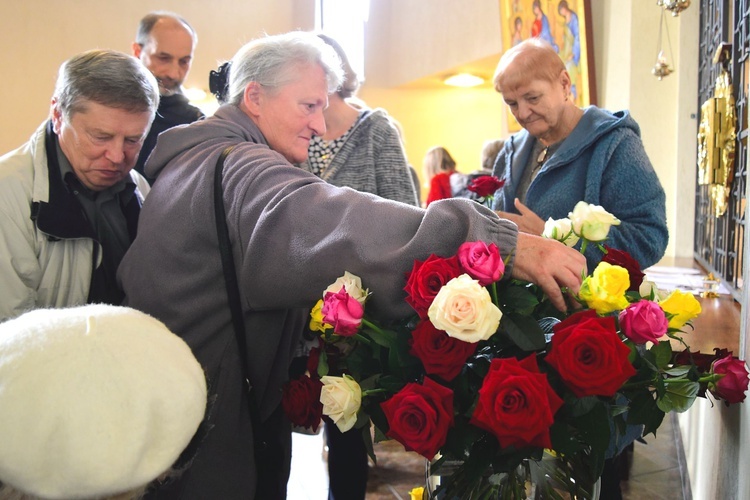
492;106;668;271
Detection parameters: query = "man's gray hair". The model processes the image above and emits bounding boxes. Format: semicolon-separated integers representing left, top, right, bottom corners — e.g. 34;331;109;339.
226;31;344;106
135;11;197;47
53;49;160;121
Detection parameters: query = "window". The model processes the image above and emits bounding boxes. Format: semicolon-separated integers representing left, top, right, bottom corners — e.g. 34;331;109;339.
316;0;370;81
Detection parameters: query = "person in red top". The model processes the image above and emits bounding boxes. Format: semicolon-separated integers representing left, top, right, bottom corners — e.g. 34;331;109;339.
423;146;457;205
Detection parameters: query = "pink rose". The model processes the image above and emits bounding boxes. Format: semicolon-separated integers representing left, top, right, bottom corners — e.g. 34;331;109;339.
321;286;364;336
456;241;505;286
618;300;669;344
710;356;750;404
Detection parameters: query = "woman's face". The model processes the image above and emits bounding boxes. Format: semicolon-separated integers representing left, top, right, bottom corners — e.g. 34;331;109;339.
500;74;569;142
249;63;329;164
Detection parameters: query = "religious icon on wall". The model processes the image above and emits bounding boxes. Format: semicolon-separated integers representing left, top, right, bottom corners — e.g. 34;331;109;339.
499;0;596;132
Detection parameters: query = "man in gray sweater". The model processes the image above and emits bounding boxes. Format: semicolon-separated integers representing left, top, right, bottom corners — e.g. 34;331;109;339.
118;31;585;499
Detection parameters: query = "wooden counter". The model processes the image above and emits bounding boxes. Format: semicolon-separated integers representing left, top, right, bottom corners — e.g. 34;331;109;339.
656;256;742;355
681;295;741;354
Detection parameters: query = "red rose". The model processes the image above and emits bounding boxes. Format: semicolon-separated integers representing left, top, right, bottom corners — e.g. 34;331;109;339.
470;355;563;450
456;241;505;286
306;342;322;377
467;175;505;198
409;320;478;381
601;246;645;292
546;311;636;397
404;254;462;319
380;377;454;460
710;356;750;404
282;375;323;431
322;287;364;336
674;348;731;372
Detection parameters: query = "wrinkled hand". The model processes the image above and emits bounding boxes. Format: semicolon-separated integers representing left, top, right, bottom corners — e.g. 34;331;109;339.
496;198;545;235
511;232;586;312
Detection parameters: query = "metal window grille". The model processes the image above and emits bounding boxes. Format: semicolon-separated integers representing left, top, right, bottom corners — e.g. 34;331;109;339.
694;0;749;301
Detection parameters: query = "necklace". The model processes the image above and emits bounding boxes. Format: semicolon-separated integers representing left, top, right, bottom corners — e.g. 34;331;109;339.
534;146;549;174
537;147;549;165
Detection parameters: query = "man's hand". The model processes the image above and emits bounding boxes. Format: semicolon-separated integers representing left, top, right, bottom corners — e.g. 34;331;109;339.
510;232;586;312
496;198;545;235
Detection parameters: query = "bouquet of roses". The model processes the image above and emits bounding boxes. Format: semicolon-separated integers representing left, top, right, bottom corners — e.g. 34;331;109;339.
283;202;749;499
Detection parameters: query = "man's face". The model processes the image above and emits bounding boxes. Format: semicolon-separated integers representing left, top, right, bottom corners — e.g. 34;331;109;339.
52;100;153;191
134;20;194;96
500;74;568;142
250;63;329;164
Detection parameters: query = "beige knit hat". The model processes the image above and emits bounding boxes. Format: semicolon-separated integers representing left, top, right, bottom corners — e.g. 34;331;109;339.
0;304;207;499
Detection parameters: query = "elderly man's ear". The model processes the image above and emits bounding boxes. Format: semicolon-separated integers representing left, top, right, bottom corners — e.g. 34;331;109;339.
49;98;64;135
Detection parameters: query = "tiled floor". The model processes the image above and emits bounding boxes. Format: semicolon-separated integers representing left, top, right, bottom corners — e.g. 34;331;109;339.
287;413;688;499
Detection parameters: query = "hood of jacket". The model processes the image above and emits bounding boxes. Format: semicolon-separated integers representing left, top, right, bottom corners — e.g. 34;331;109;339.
506;106;640;169
145;104;268;179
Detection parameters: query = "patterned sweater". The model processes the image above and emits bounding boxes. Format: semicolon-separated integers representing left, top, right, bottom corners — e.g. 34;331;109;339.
299;108;418;206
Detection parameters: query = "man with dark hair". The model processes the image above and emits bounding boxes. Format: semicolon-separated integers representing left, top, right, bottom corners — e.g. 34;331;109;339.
132;11;204;183
0;49;159;320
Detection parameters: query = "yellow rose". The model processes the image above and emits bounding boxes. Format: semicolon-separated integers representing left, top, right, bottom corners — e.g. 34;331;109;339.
427;274;502;343
569;201;621;242
409;487;425;499
320;374;362;432
578;262;630;314
659;289;702;329
542;217;580;247
309;299;332;333
325;271;369;306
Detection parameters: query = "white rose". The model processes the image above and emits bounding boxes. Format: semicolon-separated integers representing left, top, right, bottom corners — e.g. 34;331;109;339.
325;272;369;306
568;201;621;242
542;217;580;247
320;374;362;432
427;274;502;343
639;280;670;301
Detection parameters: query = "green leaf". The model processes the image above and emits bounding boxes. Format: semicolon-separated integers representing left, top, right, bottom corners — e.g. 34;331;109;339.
499;313;546;351
626;391;665;436
657;381;699;413
664;366;692;377
498;283;539;315
651;341;673;369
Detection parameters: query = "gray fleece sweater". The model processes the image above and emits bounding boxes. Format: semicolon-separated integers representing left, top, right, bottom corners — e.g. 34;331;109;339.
118;104;517;499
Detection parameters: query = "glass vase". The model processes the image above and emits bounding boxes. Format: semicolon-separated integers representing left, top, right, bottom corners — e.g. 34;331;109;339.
425;452;601;500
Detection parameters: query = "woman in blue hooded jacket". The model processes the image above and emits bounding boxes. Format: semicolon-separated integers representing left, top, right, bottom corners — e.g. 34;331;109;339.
491;38;668;272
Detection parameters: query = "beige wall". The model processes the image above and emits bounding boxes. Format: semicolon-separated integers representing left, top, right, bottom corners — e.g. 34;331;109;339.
0;0;312;153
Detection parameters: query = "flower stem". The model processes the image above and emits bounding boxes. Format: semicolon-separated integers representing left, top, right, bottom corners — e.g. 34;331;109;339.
353;333;373;346
361;318;384;336
362;388;389;397
580;239;589;254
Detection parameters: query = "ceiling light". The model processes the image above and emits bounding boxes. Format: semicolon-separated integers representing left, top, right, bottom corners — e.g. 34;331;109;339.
443;73;485;88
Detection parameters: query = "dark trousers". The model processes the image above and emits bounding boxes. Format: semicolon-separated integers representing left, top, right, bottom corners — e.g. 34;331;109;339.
326;421;368;500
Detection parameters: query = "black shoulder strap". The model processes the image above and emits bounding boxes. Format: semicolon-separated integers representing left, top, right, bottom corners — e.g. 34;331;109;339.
213;145;253;391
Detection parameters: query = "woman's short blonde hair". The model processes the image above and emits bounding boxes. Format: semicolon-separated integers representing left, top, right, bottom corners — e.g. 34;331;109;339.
493;38;566;94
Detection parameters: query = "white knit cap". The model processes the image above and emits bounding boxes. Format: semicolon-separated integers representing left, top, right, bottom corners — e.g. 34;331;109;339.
0;304;207;499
